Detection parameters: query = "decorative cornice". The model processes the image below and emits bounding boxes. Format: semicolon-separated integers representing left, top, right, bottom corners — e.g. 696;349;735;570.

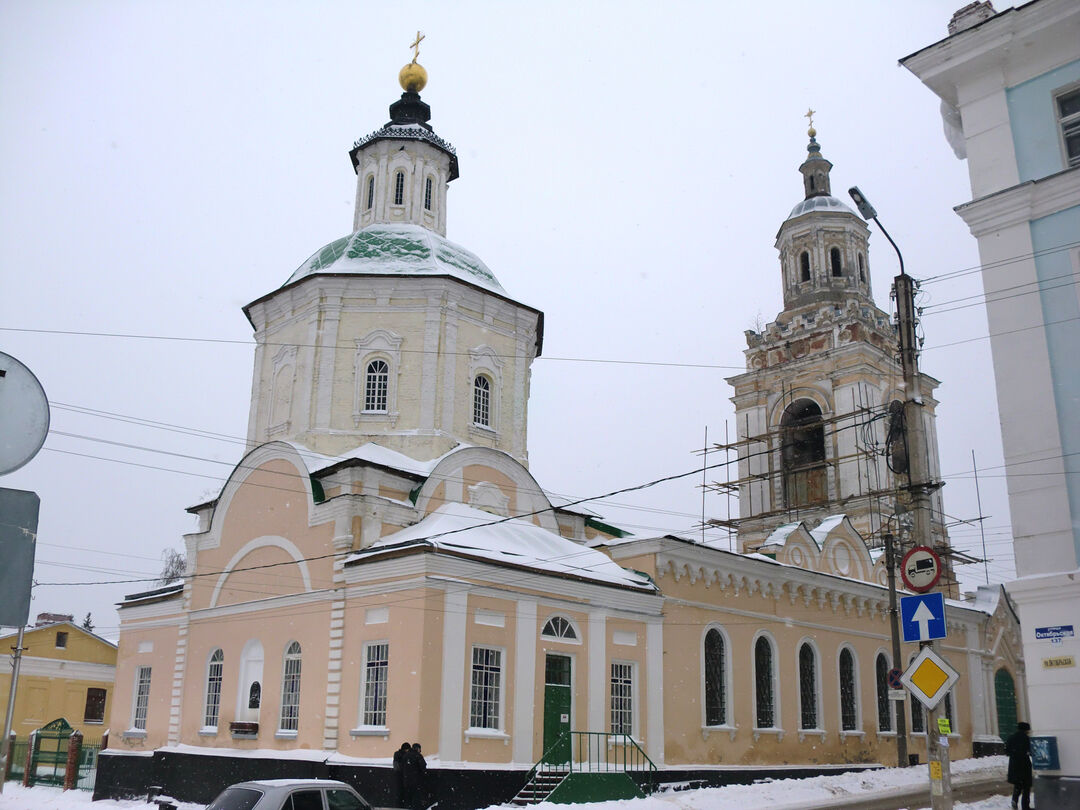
353;125;457;157
955;168;1080;236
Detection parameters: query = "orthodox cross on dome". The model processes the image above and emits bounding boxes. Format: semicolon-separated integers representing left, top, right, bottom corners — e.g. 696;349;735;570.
410;31;425;64
805;107;817;136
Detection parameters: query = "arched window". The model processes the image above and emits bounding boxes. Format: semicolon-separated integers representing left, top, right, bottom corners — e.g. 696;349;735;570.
995;668;1018;740
830;247;842;277
366;175;375;210
800;251;811;282
473;374;491;428
839;648;858;731
781;399;827;507
798;642;818;729
875;653;892;731
424;177;433;211
204;649;224;729
279;641;302;732
541;616;577;640
857;253;866;282
394;171;405;206
704;628;727;726
754;636;776;728
364;359;389;413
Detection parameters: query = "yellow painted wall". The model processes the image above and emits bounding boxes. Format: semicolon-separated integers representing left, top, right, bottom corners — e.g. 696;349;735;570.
0;624;116;739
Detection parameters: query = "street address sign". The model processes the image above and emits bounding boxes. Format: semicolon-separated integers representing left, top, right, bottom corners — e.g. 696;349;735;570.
900;545;942;593
900;592;947;643
900;646;959;710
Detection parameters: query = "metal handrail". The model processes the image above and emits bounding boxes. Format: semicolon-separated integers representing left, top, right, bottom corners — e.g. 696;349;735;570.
526;731;658;796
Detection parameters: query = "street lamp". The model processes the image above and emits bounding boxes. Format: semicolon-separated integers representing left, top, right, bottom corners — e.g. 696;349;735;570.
849;186;905;276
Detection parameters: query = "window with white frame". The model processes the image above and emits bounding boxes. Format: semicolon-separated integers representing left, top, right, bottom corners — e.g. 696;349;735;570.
541;616;577;641
279;641;302;732
610;662;634;736
839;647;858;731
798;642;819;730
1057;85;1080;168
469;646;502;730
394;171;405;206
875;653;892;732
204;648;224;729
364;359;389;412
473;375;491;428
366;175;375;210
754;635;776;728
704;628;727;726
362;642;389;727
424;177;433;210
132;665;152;730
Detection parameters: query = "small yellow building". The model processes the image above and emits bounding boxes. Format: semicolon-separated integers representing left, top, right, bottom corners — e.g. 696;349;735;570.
0;617;117;739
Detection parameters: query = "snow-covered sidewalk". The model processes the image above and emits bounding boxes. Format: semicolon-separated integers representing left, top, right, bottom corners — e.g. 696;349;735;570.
0;756;1011;809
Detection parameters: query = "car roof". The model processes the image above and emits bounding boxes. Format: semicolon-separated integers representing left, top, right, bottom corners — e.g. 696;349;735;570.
230;779;352;789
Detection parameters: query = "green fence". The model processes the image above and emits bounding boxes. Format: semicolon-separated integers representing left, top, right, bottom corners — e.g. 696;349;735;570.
5;739;29;783
76;742;101;791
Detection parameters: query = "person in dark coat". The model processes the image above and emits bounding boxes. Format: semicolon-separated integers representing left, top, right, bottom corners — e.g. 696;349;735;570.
402;742;427;810
1005;721;1032;810
392;742;411;807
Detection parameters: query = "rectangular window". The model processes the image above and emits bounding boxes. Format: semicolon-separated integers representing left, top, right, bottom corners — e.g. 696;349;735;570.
362;642;389;727
610;662;633;736
469;646;502;730
132;666;151;730
84;687;107;724
1058;86;1080;168
55;631;68;649
424;177;433;211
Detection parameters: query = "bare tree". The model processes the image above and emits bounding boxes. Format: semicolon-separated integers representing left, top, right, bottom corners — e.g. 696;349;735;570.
82;612;94;632
158;548;186;585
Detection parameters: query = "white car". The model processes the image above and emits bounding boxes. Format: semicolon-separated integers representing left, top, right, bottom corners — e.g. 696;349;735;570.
204;778;381;810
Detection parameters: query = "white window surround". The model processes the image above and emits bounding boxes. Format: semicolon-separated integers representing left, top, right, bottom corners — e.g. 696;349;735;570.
204;648;224;730
468;346;504;437
1055;81;1080;169
472;374;492;429
468;645;505;732
540;614;581;643
796;639;822;733
279;640;302;732
268;344;298;436
609;660;637;738
359;640;390;728
701;624;733;731
752;631;781;734
353;330;403;426
837;645;861;733
131;665;152;732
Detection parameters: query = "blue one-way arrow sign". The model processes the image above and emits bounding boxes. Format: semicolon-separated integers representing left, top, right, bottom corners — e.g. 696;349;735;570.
900;592;946;642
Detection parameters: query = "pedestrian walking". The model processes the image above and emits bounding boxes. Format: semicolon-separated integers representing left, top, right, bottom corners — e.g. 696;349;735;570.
1005;721;1033;810
392;741;411;807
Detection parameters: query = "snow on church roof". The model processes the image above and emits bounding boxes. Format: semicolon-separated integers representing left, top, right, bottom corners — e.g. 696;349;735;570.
346;502;655;591
785;194;857;222
284;223;505;294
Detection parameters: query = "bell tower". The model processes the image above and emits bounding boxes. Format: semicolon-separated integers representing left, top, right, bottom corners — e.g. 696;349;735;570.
725;125;948;562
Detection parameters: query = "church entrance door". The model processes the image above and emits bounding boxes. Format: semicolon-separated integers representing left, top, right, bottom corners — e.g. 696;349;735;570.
543;654;572;764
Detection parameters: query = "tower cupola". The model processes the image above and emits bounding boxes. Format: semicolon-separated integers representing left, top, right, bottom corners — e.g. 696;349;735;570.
799;117;833;198
348;34;458;236
775;120;874;310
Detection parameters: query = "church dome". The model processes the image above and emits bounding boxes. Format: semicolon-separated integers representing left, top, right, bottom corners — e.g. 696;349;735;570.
285;223;505;293
784;194;858;222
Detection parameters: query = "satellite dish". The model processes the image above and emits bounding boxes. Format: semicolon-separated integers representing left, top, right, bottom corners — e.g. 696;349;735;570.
0;352;50;475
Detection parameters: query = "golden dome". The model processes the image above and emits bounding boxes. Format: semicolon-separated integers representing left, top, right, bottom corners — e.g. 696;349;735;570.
808;126;817;138
399;62;428;93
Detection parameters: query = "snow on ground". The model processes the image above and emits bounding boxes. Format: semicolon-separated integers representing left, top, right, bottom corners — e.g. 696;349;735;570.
0;756;1010;809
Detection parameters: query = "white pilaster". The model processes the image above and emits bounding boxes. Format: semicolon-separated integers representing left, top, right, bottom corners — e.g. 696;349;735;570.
512;599;538;763
588;612;606;733
439;588;469;762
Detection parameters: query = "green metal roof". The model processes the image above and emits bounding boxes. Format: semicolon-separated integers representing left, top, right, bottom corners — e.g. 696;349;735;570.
285;223;504;293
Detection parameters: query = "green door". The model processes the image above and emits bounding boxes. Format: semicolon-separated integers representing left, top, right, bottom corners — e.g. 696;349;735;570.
995;668;1018;741
543;654;572;764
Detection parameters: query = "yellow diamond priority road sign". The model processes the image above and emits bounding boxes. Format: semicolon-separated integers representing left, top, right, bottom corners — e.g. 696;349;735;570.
900;647;959;710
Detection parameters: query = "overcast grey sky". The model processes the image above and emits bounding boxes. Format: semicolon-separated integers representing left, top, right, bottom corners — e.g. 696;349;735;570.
1;1;1016;638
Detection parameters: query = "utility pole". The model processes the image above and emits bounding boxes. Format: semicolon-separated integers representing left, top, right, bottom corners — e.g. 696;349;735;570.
884;533;909;768
0;627;26;796
849;187;952;809
895;253;953;810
